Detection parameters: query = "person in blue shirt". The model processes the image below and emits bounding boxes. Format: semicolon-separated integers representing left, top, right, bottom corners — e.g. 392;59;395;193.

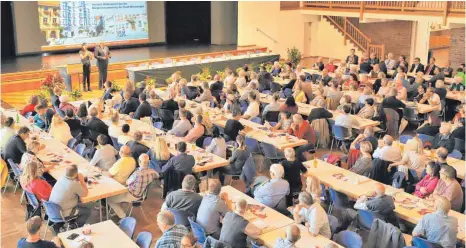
33;105;48;130
253;163;290;208
17;216;61;248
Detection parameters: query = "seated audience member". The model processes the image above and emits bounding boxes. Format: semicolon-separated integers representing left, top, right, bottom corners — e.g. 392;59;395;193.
195;81;213;103
369;64;382;78
358;85;374;103
206;127;226;159
168;109;193;137
4;126;30;164
196;179;229;239
210;74;224;97
357;98;375;119
346;49;359;65
49;164;90;228
127;131;150;164
288;114;316;161
119;91;140;115
240;81;260;102
59;95;77;114
292;192;331;238
427;67;445;88
219;198;261;247
192;107;213;135
183;115;205;143
271;61;282;77
393;79;408;101
162;175;202;215
90;135;117;171
104;146;136;184
349;141;373;177
388;136;426;179
409;57;425;74
320;69;333;86
132;93;151;120
224;108;245;142
431;123;455;153
430;165;463;212
368;52;380;66
270;111;293;132
292;82;307;103
282;72;297;91
20;161;52;201
154;210;189;248
0;117;15;153
342;73;359;90
218;135;250;185
373;135;402;162
147;137;172;172
102;81;113;101
110;88;123;107
76;103;88;124
435;147;450;168
451;118;465;140
413;196;458;248
305;175;322;203
147;90;163;108
309;88;325;107
242;92;260;120
180;78;199;100
174;100;193;121
86;107;109;141
335;105;359;138
275;225;301;248
279;96;299;114
449;75;465;91
223;93;240;114
262;93;281;118
281;148;307;205
350;126;378;151
20;141;54;176
414;84;426;102
414;162;440;199
416;115;441;136
180;233;201;248
161;91;179;114
117;124;133;145
308;98;333;123
354;183;396;225
32;105;47;130
279;63;292;78
384;52;396;71
108;112;121;139
21;95;40;116
376;78;390;97
325;59;337;73
312;57;325;71
64;109;81;137
235;70;248;88
107;154;158;220
17;216;61;248
49;115;73;145
394;55;409;71
359;58;372;74
381;87;406;111
254;164;290;208
419;87;442;113
162;142;195;175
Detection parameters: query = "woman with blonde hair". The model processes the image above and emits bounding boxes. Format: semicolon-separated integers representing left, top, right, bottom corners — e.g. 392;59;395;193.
20;140;54;176
350;141;373;177
235;69;247;88
292;82;307;103
388;136;426;179
124;79;136;97
305;175;322;202
192;106;213;135
49;114;73;145
310;88;325;106
20;161;52;201
148;137;172;172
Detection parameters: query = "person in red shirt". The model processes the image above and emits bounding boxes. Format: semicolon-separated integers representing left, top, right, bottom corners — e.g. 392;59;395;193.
414;162;440;199
20;95;40;116
19;160;52;201
324;59;337;73
287;114;316;161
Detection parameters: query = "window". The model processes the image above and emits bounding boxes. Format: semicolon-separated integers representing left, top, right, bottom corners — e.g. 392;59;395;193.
52;18;57;24
43;17;48;24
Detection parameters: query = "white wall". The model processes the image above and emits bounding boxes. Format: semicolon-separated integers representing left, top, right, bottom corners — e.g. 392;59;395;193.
211;1;237;45
238;2;360;60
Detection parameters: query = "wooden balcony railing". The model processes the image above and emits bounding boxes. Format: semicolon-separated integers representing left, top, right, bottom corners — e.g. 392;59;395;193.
429;35;451;49
325;16;385;59
282;1;465;24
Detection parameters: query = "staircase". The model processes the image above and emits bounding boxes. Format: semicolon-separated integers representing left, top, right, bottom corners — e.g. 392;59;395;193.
324;16;385;59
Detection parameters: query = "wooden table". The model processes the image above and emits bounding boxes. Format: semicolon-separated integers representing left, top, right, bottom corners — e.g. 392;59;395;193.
304;159;466;242
259;223;343;248
58;220;139;248
446;91;465;102
220;186;294;234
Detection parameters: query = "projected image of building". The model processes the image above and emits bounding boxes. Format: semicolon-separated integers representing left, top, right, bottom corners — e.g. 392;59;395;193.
37;1;61;42
60;1;92;38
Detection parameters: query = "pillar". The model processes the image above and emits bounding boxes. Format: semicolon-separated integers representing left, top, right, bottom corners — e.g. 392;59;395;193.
211;2;238;45
409;21;431;65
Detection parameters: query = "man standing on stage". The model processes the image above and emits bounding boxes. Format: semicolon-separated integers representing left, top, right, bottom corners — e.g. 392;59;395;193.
94;41;111;90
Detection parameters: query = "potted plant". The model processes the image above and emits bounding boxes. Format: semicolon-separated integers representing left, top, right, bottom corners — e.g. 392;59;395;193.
287;47;302;67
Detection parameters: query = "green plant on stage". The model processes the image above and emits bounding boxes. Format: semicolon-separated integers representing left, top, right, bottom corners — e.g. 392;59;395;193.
286;47;302;67
197;65;212;82
262;62;273;72
112;84;121;92
143;76;157;87
66;89;83;101
37;89;50;103
215;69;227;81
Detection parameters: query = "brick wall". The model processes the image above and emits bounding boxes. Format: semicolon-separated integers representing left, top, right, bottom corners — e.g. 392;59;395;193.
450;27;465;69
348;18;413;61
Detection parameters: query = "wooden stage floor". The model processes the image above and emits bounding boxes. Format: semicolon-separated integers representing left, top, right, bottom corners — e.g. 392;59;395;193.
1;44;238;74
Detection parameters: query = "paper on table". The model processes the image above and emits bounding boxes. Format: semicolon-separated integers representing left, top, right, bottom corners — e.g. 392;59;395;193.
251;219;268;229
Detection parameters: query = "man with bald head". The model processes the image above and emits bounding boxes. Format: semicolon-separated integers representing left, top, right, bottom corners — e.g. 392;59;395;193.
107;154;158;220
196;179;229;239
49;164;90;228
220;198;261;247
355;183;396;225
373;135;402;162
155;210;189;248
413;196;458;248
431;123;455;153
274;224;301;248
105;145;136;184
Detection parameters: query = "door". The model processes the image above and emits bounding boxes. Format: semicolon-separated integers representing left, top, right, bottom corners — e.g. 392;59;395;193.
303;22;312;58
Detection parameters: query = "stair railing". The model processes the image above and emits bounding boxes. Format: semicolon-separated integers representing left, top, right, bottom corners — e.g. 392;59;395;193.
256;28;278;44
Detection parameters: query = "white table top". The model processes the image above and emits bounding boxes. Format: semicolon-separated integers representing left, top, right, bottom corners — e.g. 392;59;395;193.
58;220;139;248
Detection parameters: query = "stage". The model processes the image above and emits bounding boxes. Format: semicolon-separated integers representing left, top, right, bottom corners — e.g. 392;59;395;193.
1;44;238;74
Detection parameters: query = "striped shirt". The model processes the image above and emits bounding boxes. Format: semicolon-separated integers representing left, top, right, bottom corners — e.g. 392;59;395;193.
154;225;189;248
127;167;158;198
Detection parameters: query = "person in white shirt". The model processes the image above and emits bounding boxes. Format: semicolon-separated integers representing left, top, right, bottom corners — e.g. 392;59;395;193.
235;70;247;88
335;105;359;132
168;109;193;137
291;192;331;239
205;127;226;159
395;79;408;101
0;117;15;153
90;135;118;170
373;135;402;162
118;124;133;145
223;69;235;88
262;92;281;118
419;87;441;112
240;82;260;102
341;83;361;104
377;78;390;97
108;112;122;138
242;92;260;120
385;52;396;71
49;114;73;145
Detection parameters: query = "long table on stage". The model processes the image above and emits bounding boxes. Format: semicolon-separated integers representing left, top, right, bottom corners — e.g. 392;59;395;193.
126;53;280;83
